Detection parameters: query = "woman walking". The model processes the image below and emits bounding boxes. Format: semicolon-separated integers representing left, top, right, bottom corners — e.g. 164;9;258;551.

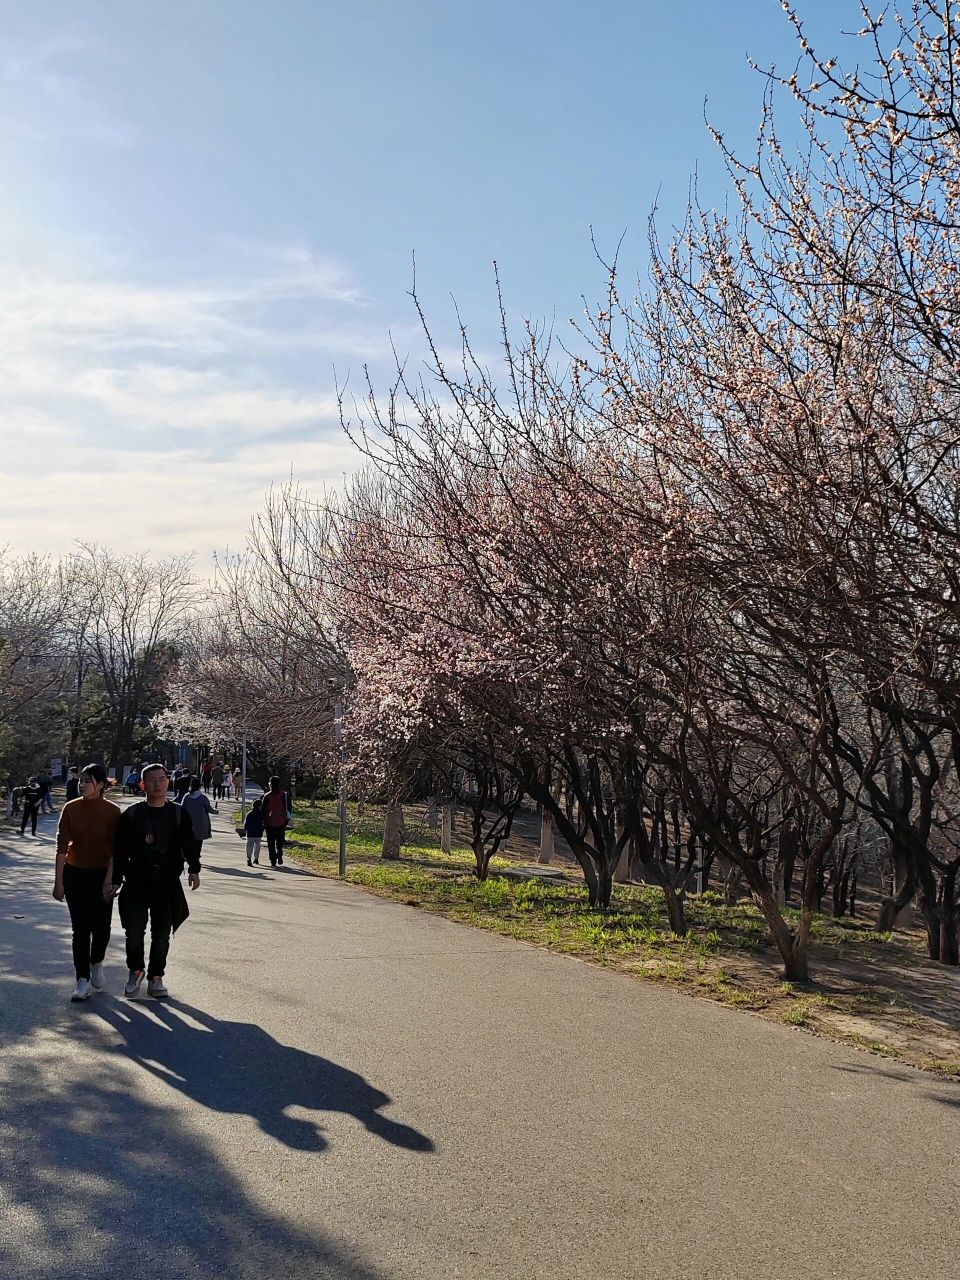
262;776;291;867
52;763;121;1001
180;777;218;860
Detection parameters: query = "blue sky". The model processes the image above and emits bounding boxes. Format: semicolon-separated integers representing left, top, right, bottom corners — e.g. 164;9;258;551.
0;0;848;562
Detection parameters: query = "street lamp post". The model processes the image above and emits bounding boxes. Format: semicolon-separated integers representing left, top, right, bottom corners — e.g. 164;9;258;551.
240;737;248;824
335;699;347;877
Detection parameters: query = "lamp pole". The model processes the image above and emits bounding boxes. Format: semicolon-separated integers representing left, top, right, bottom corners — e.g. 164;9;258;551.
240;737;248;823
335;698;347;876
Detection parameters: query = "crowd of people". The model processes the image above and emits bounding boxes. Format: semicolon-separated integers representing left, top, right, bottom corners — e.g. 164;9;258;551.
8;759;292;1002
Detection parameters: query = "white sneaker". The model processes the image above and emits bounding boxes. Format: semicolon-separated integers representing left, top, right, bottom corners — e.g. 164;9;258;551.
70;978;93;1002
147;977;168;999
90;963;105;990
124;969;144;998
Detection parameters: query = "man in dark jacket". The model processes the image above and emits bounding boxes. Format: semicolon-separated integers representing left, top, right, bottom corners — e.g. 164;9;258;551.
19;778;44;836
110;763;201;999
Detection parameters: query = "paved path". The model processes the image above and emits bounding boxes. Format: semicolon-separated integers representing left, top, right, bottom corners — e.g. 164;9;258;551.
1;802;959;1279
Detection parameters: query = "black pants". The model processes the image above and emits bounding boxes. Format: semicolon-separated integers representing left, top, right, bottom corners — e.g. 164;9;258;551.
266;826;286;863
63;864;113;980
121;890;173;978
20;803;40;835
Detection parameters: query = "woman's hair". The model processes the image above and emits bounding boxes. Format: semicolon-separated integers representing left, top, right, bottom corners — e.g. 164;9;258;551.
81;763;108;788
189;776;201;791
268;775;281;790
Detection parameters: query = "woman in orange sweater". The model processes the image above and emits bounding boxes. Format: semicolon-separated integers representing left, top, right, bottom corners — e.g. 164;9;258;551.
53;763;121;1002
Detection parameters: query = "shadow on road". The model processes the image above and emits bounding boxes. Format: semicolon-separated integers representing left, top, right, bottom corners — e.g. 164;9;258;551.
202;864;272;879
833;1060;960;1105
0;1045;390;1280
0;821;432;1279
90;998;435;1154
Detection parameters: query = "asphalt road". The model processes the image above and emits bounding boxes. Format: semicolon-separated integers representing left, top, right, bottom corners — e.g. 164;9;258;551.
1;799;959;1279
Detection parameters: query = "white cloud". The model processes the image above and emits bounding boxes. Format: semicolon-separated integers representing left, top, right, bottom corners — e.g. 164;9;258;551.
3;435;361;560
0;239;393;563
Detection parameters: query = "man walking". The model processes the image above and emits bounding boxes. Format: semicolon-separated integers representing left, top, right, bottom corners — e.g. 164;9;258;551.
180;776;217;860
19;777;43;836
38;772;56;814
110;763;200;999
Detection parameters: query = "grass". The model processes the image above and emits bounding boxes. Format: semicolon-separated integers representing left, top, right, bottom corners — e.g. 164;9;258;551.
261;799;960;1079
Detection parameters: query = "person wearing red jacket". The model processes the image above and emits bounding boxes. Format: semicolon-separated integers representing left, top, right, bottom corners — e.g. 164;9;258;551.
262;776;291;867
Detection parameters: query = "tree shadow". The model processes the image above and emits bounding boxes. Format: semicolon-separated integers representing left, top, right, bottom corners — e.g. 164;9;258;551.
0;1045;390;1280
833;1060;960;1106
86;998;435;1154
0;827;431;1279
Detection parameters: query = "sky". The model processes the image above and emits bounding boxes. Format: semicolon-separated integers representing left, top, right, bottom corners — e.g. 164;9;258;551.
0;0;851;566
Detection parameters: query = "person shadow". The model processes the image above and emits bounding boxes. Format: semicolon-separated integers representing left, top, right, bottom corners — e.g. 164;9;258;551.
92;998;434;1155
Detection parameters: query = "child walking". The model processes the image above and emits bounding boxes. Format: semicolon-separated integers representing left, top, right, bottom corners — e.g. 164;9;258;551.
243;798;265;866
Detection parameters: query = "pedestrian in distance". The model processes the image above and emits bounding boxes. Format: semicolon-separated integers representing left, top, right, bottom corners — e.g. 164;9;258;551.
19;778;43;836
262;776;291;867
53;763;121;1002
38;772;56;814
65;767;80;802
242;798;264;866
211;761;225;801
180;776;217;860
109;763;201;1000
232;767;243;802
201;759;212;794
173;768;191;803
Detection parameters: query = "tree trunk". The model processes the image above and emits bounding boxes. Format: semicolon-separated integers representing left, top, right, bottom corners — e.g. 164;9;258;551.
723;863;742;906
671;801;682;874
474;841;492;881
381;803;404;861
639;855;688;936
752;883;810;981
441;803;454;853
937;864;959;966
595;861;613;910
875;840;917;932
612;833;631;883
538;809;554;864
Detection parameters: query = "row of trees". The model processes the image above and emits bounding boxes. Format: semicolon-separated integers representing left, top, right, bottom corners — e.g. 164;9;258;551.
0;545;195;782
11;4;955;986
186;2;960;982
